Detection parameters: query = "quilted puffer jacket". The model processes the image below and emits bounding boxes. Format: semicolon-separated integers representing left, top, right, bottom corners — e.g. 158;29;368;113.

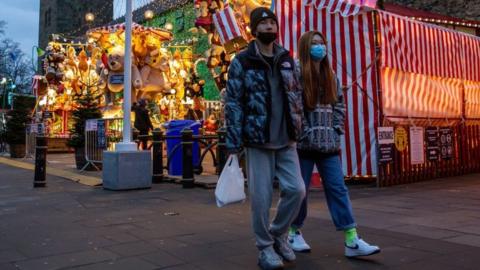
224;41;306;152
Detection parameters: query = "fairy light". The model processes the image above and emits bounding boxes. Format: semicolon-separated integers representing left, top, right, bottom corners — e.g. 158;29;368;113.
85;12;95;23
144;9;154;20
165;22;173;31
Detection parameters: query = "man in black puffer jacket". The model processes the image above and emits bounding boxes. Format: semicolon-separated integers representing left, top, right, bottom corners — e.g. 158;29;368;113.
224;7;306;270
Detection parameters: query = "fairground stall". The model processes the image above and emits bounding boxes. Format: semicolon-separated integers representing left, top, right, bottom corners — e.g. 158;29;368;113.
274;0;480;185
31;40;106;152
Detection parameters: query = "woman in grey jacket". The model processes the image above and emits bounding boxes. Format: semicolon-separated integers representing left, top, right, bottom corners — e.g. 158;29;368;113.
288;31;380;258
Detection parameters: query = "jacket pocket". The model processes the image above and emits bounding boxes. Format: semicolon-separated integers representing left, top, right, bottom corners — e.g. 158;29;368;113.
332;129;342;152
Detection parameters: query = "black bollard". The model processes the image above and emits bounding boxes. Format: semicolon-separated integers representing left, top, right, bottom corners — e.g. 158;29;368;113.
216;127;227;175
152;128;164;183
181;127;195;188
34;135;47;188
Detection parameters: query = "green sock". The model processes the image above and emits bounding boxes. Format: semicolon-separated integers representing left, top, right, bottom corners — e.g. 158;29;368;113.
344;228;358;246
289;227;297;234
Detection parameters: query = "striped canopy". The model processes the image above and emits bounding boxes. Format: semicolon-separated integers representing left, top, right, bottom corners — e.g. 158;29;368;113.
276;0;379;176
378;11;480;120
304;0;376;16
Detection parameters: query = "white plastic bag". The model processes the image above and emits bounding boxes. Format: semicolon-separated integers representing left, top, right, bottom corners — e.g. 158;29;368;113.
215;154;246;207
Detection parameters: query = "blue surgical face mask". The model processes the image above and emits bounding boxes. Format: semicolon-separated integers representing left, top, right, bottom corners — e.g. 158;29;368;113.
310;44;327;61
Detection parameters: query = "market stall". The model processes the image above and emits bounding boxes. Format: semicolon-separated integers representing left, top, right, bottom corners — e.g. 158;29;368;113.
275;0;480;182
31;40;108;151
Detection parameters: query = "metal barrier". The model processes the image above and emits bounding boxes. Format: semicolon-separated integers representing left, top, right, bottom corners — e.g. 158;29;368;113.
25;124;40;159
203;101;222;120
378;123;480;187
82;118;123;171
203;101;223;126
82;122;237;187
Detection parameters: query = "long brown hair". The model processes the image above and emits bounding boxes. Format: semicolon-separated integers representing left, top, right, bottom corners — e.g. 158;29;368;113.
298;31;337;111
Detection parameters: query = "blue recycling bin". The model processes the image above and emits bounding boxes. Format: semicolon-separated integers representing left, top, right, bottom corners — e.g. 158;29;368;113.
165;120;201;176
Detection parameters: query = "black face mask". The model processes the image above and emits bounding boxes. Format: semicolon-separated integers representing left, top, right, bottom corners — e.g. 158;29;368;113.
256;32;277;45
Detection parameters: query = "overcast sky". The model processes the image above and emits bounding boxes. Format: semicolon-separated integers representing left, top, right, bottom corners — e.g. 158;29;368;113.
0;0;152;59
0;0;40;57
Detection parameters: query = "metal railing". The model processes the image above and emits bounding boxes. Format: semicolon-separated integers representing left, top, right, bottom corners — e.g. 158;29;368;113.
81;119;237;188
82;118;123;171
148;127;229;188
24;124;41;159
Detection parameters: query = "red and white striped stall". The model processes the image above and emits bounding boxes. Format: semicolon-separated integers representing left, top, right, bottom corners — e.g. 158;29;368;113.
276;0;379;177
275;0;480;178
378;11;480;121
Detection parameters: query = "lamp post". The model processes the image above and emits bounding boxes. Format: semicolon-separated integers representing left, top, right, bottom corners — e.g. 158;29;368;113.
114;0;137;152
102;0;151;191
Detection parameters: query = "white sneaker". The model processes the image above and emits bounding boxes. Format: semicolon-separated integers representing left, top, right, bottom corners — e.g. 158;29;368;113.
288;230;311;252
345;237;381;258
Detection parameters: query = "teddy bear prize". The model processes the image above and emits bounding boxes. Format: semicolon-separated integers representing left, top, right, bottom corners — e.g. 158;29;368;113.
37;26;204;131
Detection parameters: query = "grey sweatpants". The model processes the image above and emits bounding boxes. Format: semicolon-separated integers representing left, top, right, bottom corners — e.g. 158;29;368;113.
246;145;306;250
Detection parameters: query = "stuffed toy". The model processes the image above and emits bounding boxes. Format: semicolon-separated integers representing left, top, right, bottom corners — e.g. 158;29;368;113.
44;42;66;84
209;0;224;15
159;95;170;122
77;49;88;75
133;33;149;63
98;47;143;105
195;0;212;31
64;46;78;75
206;41;225;69
90;47;104;75
139;49;171;100
145;34;161;52
231;0;271;25
182;48;194;70
204;113;218;134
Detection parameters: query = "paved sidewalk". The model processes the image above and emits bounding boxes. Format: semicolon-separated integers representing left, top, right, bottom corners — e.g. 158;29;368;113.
0;163;480;269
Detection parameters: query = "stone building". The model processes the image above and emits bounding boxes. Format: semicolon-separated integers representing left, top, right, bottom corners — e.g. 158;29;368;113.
38;0;114;49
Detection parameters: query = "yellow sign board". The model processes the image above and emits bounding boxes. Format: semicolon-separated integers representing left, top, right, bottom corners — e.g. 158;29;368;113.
395;127;408;152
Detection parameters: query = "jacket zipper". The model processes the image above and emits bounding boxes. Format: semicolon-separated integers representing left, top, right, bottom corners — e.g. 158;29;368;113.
252;46;290;144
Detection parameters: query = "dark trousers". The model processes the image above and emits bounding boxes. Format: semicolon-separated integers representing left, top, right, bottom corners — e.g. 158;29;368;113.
139;130;149;150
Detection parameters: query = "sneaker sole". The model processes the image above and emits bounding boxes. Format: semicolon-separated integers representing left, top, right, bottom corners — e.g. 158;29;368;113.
292;247;311;253
345;248;381;258
257;261;284;270
273;247;296;262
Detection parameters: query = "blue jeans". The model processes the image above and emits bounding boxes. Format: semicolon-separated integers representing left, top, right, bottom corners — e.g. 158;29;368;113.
291;154;356;231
